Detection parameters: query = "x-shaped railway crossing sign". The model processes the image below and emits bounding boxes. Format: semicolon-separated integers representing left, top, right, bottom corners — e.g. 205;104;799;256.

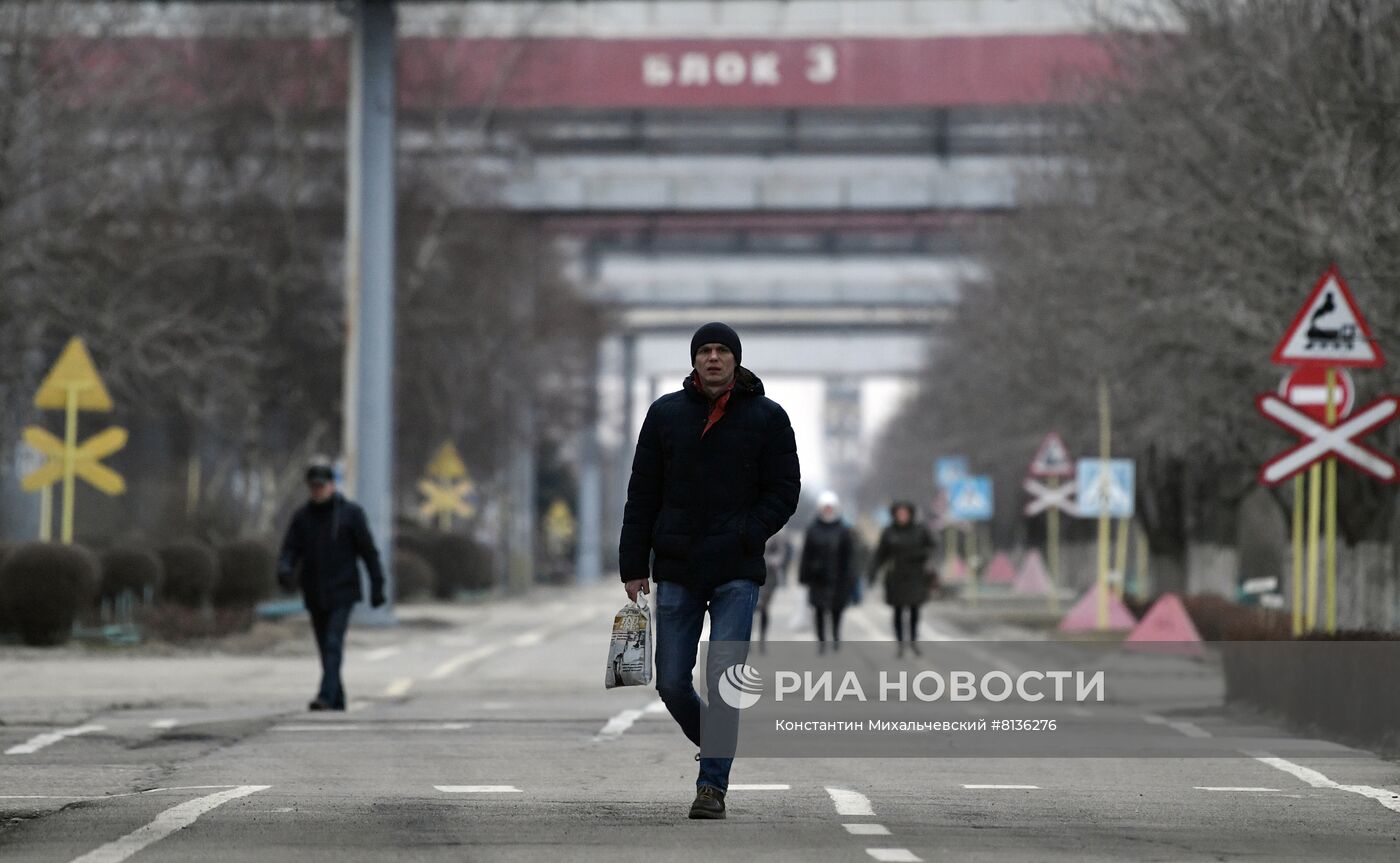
1022;478;1078;517
1256;393;1400;484
418;479;475;520
21;425;127;495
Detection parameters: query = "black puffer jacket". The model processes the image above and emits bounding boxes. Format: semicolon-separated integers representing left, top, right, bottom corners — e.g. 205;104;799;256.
868;520;937;608
800;519;856;610
277;493;385;609
620;367;801;590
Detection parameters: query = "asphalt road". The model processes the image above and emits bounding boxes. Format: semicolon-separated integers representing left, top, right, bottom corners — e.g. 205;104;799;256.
2;581;1398;862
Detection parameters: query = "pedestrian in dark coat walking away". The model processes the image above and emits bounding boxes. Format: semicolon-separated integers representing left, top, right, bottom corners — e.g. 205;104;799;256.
757;530;793;649
619;322;801;820
277;461;386;711
799;491;855;652
868;501;936;657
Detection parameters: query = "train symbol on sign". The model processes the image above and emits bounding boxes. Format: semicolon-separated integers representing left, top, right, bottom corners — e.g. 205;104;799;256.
1305;290;1356;351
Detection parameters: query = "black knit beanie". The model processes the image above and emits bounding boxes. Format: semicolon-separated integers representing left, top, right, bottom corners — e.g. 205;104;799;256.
690;322;742;366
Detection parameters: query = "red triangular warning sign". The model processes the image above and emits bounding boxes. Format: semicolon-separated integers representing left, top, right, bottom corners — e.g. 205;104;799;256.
1013;549;1052;595
1272;266;1383;369
1029;432;1073;478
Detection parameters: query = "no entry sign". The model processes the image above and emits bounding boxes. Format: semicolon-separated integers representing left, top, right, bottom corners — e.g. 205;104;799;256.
1278;367;1354;424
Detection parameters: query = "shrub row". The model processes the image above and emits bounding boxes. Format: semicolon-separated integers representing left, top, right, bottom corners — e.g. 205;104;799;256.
0;538;279;646
396;529;496;598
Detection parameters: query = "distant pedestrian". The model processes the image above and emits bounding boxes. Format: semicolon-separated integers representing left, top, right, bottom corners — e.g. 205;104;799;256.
757;531;793;648
277;461;386;711
620;321;801;820
799;491;855;652
867;501;936;657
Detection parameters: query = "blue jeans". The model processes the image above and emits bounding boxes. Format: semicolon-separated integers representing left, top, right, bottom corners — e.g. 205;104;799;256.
309;603;353;709
654;578;760;793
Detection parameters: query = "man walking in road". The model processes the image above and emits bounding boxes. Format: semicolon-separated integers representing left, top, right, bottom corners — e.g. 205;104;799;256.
621;322;801;820
278;460;387;711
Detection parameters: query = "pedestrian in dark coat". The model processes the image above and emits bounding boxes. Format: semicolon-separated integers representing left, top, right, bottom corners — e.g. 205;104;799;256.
868;501;936;656
619;321;801;820
277;461;386;711
799;491;855;652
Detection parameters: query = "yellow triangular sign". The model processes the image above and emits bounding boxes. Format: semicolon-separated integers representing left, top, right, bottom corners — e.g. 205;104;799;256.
426;441;467;481
34;337;113;411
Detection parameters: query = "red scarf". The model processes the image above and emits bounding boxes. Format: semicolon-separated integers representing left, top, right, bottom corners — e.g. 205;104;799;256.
696;374;736;437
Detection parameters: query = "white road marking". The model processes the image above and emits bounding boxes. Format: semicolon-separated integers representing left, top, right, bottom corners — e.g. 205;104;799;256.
826;787;875;817
67;785;270;863
150;719;179;730
347;700;370;713
964;784;1039;790
844;823;891;835
273;723;470;732
5;724;105;755
436;785;522;793
1195;786;1281;792
1142;714;1211;738
0;785;245;803
1068;707;1094;717
1248;753;1400;814
728;784;790;791
363;646;402;662
385;677;415;697
867;850;922;862
428;644;503;680
594;699;664;741
511;630;546;648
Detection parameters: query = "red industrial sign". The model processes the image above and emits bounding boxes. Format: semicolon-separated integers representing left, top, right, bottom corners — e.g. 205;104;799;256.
1256;394;1400;484
1278;367;1354;424
1271;266;1384;369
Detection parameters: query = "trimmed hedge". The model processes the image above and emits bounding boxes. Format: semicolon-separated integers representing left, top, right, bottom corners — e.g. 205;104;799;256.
99;546;164;602
158;540;218;608
422;534;496;598
0;542;100;645
393;550;434;601
213;539;276;608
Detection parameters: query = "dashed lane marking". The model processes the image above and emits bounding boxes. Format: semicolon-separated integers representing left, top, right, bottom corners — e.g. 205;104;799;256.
866;850;922;862
273;723;470;732
67;785;270;863
363;646;402;662
826;787;875;817
5;725;105;755
436;785;522;793
594;699;664;741
428;644;503;680
844;824;891;835
1246;752;1400;815
1143;714;1211;738
964;784;1039;790
149;719;179;730
385;677;415;698
1195;787;1281;792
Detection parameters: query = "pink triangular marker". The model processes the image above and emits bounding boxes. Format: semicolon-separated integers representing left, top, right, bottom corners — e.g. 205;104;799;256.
984;552;1017;584
1125;594;1204;655
1013;550;1051;595
941;556;967;584
1058;584;1135;632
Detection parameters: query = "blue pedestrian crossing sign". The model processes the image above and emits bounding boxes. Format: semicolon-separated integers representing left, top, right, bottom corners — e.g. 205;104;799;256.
948;476;994;521
935;456;969;490
1075;459;1135;518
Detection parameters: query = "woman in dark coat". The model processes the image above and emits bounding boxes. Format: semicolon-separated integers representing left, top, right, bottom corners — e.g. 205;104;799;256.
867;501;936;656
799;491;855;652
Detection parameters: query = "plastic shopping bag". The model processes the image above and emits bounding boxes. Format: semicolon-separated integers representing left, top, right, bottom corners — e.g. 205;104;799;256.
604;595;653;689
